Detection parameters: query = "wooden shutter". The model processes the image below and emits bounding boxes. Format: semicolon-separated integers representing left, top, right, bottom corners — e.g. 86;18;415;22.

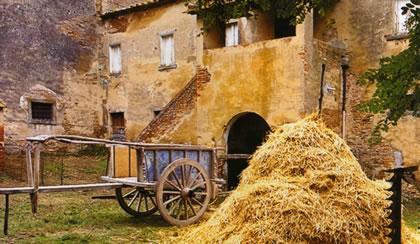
161;34;175;66
395;0;410;33
109;44;122;74
225;22;239;47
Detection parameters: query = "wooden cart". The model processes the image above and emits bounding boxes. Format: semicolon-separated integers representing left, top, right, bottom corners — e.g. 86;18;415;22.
0;135;225;232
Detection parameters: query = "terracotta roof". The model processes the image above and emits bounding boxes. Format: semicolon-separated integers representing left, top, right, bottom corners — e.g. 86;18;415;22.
100;0;173;19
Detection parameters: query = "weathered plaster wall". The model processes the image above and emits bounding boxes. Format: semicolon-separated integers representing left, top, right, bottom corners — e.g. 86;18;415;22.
102;2;199;140
314;0;419;176
0;1;104;175
151;17;314;148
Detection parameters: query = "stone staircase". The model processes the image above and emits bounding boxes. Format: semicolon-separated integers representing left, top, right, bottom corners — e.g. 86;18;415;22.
137;66;211;142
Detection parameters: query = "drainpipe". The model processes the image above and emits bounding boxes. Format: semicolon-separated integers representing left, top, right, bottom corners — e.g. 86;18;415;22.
341;55;350;139
318;64;326;115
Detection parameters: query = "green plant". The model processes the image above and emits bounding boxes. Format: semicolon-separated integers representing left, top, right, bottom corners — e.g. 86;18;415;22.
358;0;420;143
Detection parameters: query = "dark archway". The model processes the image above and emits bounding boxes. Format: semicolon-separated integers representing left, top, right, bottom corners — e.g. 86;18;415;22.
227;113;270;189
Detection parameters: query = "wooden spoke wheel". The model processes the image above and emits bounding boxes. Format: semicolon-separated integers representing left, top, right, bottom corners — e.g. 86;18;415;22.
156;158;211;226
116;187;158;217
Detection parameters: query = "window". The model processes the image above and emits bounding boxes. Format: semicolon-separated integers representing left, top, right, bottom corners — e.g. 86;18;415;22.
395;0;410;33
225;22;239;47
111;112;125;128
110;112;125;140
160;34;175;68
153;109;162;117
109;44;122;74
31;101;54;123
274;16;296;38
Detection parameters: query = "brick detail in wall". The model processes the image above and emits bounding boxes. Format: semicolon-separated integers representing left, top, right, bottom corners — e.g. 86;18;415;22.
137;66;211;142
345;73;394;178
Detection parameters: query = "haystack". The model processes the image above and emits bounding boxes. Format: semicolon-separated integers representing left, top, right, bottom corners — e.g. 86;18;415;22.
179;117;391;243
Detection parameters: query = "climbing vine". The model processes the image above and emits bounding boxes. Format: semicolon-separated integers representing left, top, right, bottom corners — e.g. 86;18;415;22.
185;0;339;30
358;0;420;143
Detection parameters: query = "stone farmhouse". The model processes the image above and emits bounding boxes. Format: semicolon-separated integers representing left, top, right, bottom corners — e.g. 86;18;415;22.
0;0;418;187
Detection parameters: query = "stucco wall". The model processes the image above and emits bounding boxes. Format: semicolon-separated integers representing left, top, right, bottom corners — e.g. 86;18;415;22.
102;2;199;140
151;16;314;148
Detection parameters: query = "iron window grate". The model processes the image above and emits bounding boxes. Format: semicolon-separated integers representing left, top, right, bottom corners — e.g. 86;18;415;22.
31;102;53;121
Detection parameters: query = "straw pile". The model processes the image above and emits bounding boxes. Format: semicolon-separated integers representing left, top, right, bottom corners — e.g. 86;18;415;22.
179;117;391;243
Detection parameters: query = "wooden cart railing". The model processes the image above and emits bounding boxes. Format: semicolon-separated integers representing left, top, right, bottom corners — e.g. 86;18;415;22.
0;135;225;233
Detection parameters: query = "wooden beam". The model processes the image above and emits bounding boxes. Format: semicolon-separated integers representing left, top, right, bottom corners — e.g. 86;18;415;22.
38;183;123;193
0;187;34;195
101;176;155;188
25;145;34;187
137;148;145;182
218;154;251;160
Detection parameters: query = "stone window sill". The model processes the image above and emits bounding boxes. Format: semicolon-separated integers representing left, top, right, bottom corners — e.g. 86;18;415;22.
110;72;122;77
385;33;409;41
158;64;177;71
29;120;56;125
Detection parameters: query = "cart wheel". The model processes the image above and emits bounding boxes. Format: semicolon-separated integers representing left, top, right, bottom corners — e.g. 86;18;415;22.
116;187;158;217
156;158;211;226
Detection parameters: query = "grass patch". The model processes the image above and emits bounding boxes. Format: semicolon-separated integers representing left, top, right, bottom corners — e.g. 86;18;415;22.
0;191;178;243
403;198;420;231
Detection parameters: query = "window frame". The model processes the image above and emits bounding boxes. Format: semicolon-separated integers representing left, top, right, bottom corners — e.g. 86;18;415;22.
395;0;410;34
29;100;56;125
109;43;122;75
159;31;177;70
225;21;239;47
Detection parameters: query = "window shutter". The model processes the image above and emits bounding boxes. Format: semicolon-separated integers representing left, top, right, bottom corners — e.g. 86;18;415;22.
161;34;175;66
109;45;121;74
225;22;239;47
396;0;410;33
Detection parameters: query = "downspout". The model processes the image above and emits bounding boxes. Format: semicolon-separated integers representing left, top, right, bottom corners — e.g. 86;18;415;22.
318;64;326;115
341;55;350;139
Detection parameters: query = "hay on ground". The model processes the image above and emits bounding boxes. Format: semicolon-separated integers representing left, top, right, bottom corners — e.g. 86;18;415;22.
179;117;391;243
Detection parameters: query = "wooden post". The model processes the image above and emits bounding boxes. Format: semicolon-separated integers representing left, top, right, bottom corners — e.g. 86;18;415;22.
153;151;158;182
25;144;34;187
128;146;131;177
30;144;41;214
137;148;145;182
60;157;64;185
107;146;115;178
4;194;9;235
212;149;217;179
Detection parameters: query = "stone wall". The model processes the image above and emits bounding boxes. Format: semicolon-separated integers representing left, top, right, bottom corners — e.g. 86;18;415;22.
0;0;104;176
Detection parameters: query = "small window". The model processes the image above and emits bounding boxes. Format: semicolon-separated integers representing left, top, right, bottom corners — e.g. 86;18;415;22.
110;112;125;140
111;112;125;128
160;34;175;67
153;109;162;117
225;22;239;47
274;17;296;38
395;0;410;33
109;44;122;74
31;102;54;123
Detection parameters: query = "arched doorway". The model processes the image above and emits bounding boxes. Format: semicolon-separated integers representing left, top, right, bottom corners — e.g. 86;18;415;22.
226;112;270;189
